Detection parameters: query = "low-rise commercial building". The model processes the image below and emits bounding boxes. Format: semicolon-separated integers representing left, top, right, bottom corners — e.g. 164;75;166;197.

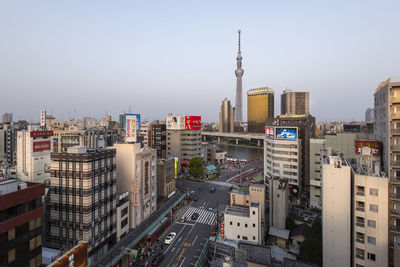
156;157;176;199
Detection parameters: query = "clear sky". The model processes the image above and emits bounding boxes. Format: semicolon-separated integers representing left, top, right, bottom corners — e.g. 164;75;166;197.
1;0;399;123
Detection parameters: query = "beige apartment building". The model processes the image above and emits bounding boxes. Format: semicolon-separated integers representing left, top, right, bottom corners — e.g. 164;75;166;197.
114;143;157;229
48;146;117;265
309;138;325;209
229;184;265;243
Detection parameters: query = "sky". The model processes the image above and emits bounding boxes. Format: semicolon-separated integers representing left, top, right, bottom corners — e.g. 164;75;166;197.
1;0;399;123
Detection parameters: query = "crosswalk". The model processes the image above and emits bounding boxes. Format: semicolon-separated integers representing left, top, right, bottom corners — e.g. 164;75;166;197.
181;207;217;226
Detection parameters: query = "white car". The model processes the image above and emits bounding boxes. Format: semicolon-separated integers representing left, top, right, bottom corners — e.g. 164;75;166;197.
164;232;177;245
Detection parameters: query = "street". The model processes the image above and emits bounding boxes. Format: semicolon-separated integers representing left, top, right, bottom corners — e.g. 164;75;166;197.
153;179;229;267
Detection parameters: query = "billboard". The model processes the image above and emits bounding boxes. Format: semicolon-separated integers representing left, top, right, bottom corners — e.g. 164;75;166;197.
275;128;297;139
30;130;53;138
124;114;140;142
33;141;51;152
166;115;184;130
184;116;201;130
265;127;274;138
40;110;46;127
355;140;381;156
221;223;224;239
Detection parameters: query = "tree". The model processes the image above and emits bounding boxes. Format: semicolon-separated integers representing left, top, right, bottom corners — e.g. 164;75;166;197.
188;157;203;177
299;222;322;266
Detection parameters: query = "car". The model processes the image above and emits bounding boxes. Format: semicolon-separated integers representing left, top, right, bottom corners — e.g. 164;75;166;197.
191;212;199;221
210;187;216;193
151;253;164;266
164;232;176;244
193;195;198;201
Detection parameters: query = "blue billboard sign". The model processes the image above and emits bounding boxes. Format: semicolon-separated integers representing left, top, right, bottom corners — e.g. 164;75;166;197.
124;114;141;131
275;128;297;139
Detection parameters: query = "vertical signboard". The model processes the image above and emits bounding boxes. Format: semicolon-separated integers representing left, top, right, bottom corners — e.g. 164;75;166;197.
221;223;224;239
174;157;178;179
265;127;274;138
133;178;138;206
40;110;46;127
144;161;149;196
124;114;141;142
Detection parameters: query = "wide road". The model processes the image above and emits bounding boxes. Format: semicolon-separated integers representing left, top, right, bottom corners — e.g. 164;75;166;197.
155;179;230;267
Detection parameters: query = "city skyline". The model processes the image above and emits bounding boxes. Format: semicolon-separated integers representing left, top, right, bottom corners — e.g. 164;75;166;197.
1;1;400;122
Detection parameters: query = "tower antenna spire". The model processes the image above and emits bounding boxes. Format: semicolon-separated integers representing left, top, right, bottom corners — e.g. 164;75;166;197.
238;30;241;52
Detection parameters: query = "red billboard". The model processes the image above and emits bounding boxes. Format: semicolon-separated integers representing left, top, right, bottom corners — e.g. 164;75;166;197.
30;131;53;138
265;127;274;138
33;141;51;152
355;140;381;156
184;116;201;130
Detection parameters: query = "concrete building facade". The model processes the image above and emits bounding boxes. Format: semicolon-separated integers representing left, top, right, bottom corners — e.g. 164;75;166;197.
116;192;130;242
156;157;176;199
150;121;167;159
269;178;288;229
309;138;325;208
0;179;44;267
247;87;274;133
281;90;310;115
16;127;53;183
374;77;400;266
264;126;301;199
114;143;157;229
166;129;201;163
48;147;117;265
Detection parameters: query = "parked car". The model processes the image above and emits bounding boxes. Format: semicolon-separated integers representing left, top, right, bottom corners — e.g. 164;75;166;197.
164;232;177;244
191;212;199;221
152;253;164;266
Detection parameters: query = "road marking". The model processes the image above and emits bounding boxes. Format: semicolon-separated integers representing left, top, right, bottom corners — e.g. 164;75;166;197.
178;257;186;267
175;222;195;226
181;207;216;225
192;235;198;245
163;224;187;255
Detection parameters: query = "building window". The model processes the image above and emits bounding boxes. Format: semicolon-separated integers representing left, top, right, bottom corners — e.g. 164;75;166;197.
356;186;365;196
121;218;128;229
367;220;376;228
253;223;256;228
370;204;378;212
252;211;255;215
356;232;365;243
237;223;240;226
356;248;365;260
237;235;240;239
369;188;378;196
367;253;376;261
243;236;248;240
245;224;248;228
253;236;256;240
356;217;364;227
230;221;232;225
367;236;376;245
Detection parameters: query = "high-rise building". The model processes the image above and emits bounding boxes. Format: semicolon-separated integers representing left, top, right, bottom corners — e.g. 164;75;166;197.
322;147;389;267
281;90;310;115
166;114;202;163
365;107;374;123
150;121;167;159
2;123;16;167
273;114;316;202
139;121;151;147
114;143;157;228
0;179;44;267
234;30;244;124
247;87;274;133
264;126;301;200
16;127;53;183
48;146;117;265
374;77;400;266
219;98;234;133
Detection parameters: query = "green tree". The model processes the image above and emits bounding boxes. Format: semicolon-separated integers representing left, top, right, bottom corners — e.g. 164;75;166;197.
188;157;203;177
299;222;322;266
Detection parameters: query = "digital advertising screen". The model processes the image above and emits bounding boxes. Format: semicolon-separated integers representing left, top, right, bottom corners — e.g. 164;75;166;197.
275;128;297;139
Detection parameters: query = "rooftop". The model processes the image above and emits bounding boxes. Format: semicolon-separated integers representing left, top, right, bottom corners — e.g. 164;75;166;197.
269;226;290;240
225;205;250;217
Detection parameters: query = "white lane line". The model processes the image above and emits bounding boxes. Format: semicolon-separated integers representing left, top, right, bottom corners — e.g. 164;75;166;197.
179;257;186;267
207;214;216;225
163;224;187;254
197;210;207;224
192;235;198;245
175;222;195;226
